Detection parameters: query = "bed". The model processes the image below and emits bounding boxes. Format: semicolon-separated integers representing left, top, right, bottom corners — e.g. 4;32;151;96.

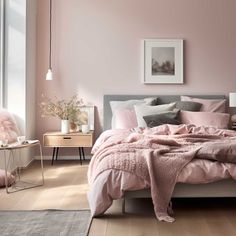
88;95;236;222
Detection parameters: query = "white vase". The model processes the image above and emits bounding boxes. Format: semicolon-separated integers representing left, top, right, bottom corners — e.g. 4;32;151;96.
61;120;70;134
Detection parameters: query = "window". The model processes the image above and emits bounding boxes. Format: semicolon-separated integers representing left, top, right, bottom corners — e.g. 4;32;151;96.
0;0;5;107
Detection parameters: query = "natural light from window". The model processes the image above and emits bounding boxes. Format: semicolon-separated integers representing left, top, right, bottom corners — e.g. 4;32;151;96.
5;0;26;121
0;0;4;107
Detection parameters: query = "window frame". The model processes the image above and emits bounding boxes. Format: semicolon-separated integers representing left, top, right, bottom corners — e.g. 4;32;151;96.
0;0;5;107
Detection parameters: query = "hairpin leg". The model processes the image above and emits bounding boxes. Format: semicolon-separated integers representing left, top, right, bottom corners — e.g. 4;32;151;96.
81;147;85;160
78;147;82;165
55;147;59;160
51;147;56;165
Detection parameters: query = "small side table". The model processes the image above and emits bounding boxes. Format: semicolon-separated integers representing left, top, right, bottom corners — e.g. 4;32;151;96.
43;131;94;165
1;140;44;194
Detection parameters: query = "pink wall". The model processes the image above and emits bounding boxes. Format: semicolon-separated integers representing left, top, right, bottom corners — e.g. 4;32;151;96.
36;0;236;155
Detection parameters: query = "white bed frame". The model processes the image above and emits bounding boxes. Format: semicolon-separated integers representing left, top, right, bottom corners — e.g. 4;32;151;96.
103;95;236;206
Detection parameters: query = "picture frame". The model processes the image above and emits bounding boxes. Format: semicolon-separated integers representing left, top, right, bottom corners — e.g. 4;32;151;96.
77;105;95;130
143;39;183;84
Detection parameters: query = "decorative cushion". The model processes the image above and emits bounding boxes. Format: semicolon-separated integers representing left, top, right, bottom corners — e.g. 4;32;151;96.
110;100;144;115
143;110;180;128
143;97;159;106
175;101;202;111
110;97;158;129
180;110;230;129
134;103;176;127
114;109;138;129
181;96;226;113
0;109;20;143
0;169;15;187
110;97;158;114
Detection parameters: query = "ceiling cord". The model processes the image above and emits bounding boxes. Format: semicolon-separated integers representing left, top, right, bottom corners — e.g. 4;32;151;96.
49;0;52;69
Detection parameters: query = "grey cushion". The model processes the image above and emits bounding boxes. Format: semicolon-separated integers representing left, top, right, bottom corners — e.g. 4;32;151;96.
175;101;202;111
143;110;180;128
134;103;176;127
144;97;159;105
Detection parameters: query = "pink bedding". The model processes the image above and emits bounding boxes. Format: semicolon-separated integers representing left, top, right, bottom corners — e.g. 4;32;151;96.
88;124;236;222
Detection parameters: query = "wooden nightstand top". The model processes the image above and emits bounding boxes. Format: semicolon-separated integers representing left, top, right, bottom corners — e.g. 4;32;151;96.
43;131;93;136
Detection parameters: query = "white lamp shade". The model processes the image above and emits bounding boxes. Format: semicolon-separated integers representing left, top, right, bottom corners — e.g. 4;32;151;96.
229;93;236;107
46;69;53;80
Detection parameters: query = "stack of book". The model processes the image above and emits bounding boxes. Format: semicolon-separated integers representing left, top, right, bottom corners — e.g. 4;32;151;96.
232;122;236;130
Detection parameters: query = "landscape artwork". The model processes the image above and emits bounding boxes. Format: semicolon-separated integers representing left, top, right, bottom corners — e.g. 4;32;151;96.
152;47;175;75
143;39;183;84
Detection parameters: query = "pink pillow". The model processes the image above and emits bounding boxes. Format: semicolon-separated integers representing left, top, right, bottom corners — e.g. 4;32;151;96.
0;109;20;143
181;96;226;113
0;169;15;187
180;110;230;129
114;109;138;129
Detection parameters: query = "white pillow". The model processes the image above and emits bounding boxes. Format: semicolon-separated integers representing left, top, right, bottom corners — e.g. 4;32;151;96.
134;103;176;127
110;100;144;114
110;97;158;129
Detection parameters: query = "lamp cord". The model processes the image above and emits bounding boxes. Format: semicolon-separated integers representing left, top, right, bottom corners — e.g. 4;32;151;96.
49;0;52;69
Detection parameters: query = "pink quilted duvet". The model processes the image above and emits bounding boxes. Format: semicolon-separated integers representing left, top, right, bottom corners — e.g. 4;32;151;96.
88;124;236;222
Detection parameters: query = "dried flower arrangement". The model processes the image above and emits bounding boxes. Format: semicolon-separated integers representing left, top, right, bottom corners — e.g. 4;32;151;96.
40;94;84;122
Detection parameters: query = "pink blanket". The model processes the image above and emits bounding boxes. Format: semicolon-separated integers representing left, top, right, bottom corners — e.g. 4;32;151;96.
88;124;236;222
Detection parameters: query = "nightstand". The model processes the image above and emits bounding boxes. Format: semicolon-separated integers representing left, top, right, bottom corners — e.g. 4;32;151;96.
43;131;94;165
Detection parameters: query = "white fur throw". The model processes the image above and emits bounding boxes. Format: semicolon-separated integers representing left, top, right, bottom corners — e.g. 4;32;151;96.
0;109;20;143
0;169;15;187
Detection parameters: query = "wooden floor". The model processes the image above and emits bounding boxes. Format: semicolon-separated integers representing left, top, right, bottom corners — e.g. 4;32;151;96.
0;160;89;210
1;161;236;236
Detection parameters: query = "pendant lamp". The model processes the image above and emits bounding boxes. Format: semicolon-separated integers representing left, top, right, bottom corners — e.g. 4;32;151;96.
46;0;53;80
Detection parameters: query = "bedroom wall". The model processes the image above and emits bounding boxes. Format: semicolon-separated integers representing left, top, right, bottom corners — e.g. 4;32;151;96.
36;0;236;156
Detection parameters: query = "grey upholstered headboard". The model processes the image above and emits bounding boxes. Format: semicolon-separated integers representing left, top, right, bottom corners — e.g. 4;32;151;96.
103;95;226;131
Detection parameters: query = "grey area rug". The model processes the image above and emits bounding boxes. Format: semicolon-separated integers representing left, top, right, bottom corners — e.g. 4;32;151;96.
0;210;92;236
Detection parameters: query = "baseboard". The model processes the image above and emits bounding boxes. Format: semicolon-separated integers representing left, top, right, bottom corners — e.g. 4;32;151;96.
34;155;92;161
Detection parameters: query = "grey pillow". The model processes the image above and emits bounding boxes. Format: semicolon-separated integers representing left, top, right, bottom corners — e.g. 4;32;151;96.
134;103;176;127
144;97;159;105
143;110;180;128
175;101;202;111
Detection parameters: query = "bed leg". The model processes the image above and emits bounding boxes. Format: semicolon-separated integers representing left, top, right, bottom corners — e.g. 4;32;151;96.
122;197;125;214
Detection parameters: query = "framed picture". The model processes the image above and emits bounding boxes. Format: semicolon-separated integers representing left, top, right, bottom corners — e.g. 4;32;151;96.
143;39;183;84
77;105;95;130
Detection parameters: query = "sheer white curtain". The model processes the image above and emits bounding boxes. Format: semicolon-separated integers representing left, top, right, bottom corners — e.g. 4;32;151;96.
0;0;5;108
0;0;37;169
